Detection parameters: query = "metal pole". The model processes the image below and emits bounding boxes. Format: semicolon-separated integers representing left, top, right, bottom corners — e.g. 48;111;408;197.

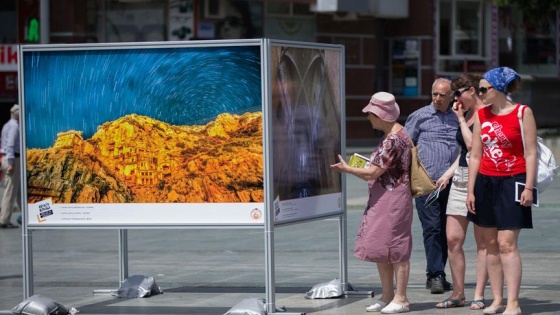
40;0;50;44
119;229;129;282
20;77;34;297
339;212;348;291
264;221;275;314
339;44;349;294
262;38;276;315
22;221;33;298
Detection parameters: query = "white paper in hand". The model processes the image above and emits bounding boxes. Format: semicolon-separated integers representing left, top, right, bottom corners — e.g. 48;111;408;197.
424;182;443;207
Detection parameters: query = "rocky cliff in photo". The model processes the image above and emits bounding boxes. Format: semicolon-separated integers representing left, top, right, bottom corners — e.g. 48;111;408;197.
26;112;263;204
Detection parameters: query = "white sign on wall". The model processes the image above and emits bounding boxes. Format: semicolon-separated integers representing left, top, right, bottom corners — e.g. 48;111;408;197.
0;45;18;72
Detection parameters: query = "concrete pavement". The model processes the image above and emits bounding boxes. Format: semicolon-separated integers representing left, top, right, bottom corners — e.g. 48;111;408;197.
1;154;560;314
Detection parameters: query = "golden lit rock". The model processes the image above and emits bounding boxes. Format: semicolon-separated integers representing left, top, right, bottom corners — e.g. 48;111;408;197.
26;112;264;204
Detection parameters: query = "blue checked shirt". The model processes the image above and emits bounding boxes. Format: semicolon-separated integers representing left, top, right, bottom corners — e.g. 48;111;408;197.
404;103;459;181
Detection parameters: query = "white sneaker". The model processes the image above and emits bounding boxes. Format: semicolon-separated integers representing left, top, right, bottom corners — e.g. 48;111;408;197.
381;302;410;314
366;300;388;312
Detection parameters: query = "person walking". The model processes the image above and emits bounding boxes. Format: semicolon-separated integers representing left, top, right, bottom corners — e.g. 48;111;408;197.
0;104;21;229
434;73;489;309
404;78;459;294
467;67;535;315
331;92;412;314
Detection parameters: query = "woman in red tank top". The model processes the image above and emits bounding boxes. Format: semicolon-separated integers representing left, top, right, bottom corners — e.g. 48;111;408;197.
466;67;538;315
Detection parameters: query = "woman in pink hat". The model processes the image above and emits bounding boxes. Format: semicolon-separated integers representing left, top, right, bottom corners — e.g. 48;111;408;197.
331;91;412;314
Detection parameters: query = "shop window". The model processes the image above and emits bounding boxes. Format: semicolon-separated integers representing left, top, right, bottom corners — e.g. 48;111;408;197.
265;2;313;16
264;1;315;41
455;1;482;54
202;0;263;39
390;38;420;97
169;0;195;41
499;7;557;76
205;0;226;18
100;0;166;42
266;2;291;15
438;0;489;75
439;0;483;56
0;0;16;43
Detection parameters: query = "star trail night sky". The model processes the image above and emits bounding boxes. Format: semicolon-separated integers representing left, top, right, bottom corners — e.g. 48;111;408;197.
23;45;262;149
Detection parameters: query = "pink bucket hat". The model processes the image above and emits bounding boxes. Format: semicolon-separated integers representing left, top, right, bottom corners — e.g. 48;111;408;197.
362;92;400;122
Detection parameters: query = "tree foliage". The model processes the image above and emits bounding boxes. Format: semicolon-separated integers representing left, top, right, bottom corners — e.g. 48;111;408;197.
494;0;560;21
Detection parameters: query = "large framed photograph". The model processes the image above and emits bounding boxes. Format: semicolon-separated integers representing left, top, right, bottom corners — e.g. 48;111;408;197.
21;41;264;227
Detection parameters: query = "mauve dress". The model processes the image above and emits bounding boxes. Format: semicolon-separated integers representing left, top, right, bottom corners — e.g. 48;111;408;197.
354;129;414;263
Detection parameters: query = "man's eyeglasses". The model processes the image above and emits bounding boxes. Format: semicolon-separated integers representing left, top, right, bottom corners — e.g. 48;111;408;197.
431;92;448;98
453;87;470;98
479;86;494;94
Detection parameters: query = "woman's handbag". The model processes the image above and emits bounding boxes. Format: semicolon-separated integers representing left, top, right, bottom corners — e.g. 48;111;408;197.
518;105;558;192
409;139;437;198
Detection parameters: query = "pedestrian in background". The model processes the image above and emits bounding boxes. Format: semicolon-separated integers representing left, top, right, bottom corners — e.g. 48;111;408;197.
404;78;459;294
0;104;21;229
434;73;488;309
331;92;412;314
466;67;535;315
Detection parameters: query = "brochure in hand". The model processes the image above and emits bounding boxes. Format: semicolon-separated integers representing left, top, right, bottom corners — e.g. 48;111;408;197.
424;182;444;207
348;153;371;169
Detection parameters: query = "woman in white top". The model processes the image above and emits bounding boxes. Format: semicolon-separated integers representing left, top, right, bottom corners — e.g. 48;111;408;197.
435;73;489;310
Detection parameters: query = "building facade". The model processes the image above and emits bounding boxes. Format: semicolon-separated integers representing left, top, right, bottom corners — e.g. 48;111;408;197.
1;0;559;143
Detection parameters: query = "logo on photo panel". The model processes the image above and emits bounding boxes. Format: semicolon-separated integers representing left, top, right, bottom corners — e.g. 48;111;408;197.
36;199;54;223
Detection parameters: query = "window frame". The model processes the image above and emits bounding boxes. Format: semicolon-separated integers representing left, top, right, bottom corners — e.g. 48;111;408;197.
439;0;484;57
436;0;493;76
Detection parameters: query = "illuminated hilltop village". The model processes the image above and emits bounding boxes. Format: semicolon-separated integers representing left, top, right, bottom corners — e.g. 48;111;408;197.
26;112;264;204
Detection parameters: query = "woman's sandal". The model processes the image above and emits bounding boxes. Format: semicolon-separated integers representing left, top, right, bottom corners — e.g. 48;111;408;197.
436;297;466;308
471;299;486;310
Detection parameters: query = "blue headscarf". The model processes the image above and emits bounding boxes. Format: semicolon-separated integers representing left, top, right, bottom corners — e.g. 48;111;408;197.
482;67;520;94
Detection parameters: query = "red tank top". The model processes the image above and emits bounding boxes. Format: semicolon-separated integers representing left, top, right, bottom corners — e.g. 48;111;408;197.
478;103;526;176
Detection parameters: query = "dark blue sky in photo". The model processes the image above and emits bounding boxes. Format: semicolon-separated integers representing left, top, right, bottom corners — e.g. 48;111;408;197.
23;45;262;149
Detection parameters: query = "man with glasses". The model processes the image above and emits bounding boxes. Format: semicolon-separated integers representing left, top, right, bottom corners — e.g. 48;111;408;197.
404;78;459;294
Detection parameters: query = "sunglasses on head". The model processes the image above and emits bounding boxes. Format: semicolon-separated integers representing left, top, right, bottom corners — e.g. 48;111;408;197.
453;87;470;98
479;86;494;94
